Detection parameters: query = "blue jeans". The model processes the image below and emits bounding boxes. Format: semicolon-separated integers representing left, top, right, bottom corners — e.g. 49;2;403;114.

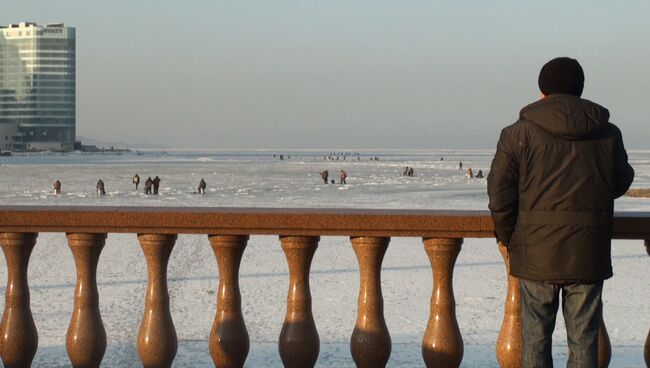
520;279;603;368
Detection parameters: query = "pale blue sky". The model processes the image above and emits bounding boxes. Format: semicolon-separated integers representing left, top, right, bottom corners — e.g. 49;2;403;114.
4;1;650;148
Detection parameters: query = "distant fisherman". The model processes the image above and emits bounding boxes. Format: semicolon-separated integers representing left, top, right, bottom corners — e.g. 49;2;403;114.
466;168;474;179
459;161;463;170
144;177;153;195
152;176;161;194
133;174;140;190
475;170;484;178
198;178;206;194
320;170;329;184
340;170;347;184
96;180;106;196
53;180;61;195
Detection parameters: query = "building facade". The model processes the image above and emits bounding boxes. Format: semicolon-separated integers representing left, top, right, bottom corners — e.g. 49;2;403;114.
0;22;75;151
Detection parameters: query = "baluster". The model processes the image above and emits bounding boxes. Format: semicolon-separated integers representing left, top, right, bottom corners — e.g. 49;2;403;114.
0;233;38;367
643;239;650;367
137;234;177;368
422;238;463;368
279;236;320;368
66;233;107;368
496;242;521;368
208;235;249;368
350;236;391;368
597;308;611;368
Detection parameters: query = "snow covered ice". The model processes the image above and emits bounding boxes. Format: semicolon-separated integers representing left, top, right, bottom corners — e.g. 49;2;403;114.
0;149;649;367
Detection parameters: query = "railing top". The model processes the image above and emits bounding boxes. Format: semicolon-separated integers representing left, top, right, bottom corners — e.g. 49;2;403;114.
0;206;649;239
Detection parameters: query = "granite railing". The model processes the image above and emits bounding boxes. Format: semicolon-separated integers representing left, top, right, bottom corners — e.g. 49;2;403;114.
0;206;648;368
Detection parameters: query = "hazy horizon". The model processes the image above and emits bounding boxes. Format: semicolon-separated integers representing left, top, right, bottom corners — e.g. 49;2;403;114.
4;1;650;149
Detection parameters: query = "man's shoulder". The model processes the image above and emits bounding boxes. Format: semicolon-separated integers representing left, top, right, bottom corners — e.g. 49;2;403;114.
603;121;623;135
500;117;536;138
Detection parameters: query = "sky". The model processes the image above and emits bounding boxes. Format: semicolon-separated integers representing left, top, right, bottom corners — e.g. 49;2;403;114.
3;1;650;149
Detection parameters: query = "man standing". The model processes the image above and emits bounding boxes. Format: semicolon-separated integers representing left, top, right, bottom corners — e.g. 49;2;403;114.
152;176;161;195
53;179;61;195
320;170;329;184
96;179;106;196
198;178;206;194
144;177;153;195
487;57;634;367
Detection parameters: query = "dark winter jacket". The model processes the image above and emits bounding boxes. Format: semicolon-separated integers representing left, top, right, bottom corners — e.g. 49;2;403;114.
487;94;634;282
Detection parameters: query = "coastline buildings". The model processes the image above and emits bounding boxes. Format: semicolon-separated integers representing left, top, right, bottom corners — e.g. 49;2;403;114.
0;22;75;151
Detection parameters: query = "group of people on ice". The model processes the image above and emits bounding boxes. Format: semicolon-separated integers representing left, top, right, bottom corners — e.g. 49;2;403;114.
53;175;207;196
131;174;161;195
319;169;347;185
402;166;415;177
459;162;483;179
465;168;483;179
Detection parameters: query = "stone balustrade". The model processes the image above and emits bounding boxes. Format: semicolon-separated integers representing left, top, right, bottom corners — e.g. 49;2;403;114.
0;206;648;368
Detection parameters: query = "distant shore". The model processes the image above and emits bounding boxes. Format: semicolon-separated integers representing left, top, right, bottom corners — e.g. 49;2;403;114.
625;189;650;198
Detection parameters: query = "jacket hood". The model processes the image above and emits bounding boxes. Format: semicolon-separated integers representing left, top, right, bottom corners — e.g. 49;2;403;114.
520;94;609;139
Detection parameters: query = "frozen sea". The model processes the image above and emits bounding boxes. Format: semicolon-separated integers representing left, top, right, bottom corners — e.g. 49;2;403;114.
0;149;649;367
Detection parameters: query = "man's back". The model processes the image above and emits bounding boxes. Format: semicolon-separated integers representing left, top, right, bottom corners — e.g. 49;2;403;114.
488;93;634;282
487;56;635;368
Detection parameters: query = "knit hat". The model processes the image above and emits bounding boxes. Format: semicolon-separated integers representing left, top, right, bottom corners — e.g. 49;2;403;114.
538;57;584;97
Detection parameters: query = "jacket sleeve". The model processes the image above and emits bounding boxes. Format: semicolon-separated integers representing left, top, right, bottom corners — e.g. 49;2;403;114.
613;128;634;198
487;127;519;245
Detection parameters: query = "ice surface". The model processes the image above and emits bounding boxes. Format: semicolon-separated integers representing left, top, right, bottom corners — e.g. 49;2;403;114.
0;150;648;367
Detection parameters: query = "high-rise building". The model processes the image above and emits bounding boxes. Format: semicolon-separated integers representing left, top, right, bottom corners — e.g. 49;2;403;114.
0;22;75;151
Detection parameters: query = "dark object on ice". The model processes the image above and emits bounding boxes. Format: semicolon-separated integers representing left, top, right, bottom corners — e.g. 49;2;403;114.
96;180;106;196
133;174;140;190
320;170;329;184
339;170;347;185
475;170;484;178
198;179;207;194
144;177;153;195
53;180;61;195
152;176;161;194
